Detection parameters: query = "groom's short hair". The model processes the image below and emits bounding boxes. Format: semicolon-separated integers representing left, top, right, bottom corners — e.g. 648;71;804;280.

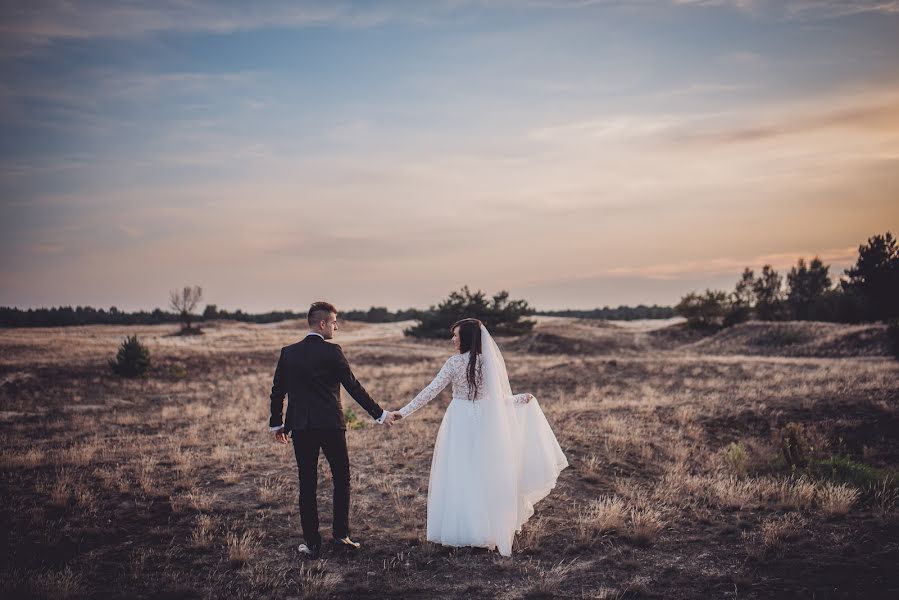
307;301;337;326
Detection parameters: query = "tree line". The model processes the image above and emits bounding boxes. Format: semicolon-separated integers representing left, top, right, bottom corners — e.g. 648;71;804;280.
675;231;898;328
537;305;676;320
3;231;894;334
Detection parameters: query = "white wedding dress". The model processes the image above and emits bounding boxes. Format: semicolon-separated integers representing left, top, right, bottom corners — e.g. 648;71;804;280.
398;324;568;556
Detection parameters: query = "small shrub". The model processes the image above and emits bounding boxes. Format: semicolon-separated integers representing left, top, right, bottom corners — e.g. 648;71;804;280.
869;476;899;515
580;454;601;482
191;515;216;547
256;475;288;505
523;559;578;597
343;407;365;430
724;442;748;476
575;496;627;542
227;530;261;564
818;481;860;516
593;496;628;534
627;507;664;546
776;475;816;510
709;475;766;510
743;513;806;559
778;423;810;468
297;562;342;600
108;335;150;378
808;456;885;489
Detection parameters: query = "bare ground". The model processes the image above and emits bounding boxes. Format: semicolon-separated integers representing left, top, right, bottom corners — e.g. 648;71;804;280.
1;318;897;599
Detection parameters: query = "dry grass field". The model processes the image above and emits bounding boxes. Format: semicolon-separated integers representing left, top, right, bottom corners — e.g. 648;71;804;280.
1;317;897;599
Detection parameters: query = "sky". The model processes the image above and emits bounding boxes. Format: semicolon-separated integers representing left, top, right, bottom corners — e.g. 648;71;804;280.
1;0;898;312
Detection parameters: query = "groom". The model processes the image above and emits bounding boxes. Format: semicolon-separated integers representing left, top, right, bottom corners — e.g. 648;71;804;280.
269;301;398;559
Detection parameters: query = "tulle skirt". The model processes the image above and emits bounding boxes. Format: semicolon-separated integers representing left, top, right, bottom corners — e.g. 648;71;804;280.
425;396;568;556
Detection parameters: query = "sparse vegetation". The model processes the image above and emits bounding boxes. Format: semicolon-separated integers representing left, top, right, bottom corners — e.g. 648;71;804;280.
108;334;151;377
1;317;896;597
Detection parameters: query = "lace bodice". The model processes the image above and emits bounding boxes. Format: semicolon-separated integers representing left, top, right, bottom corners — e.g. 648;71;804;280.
398;352;530;418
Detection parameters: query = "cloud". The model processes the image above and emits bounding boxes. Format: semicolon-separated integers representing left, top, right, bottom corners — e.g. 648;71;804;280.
526;84;899;150
673;95;899;146
0;1;350;50
528;115;690;144
2;0;897;55
672;0;899;18
604;246;859;280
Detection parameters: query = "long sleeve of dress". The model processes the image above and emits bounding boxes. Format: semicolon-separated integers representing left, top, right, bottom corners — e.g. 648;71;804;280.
398;358;454;418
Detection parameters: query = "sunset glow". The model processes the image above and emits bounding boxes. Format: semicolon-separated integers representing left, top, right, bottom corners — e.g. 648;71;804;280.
2;1;897;311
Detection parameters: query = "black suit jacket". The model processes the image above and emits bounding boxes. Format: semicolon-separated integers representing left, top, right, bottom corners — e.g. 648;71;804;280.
269;334;383;432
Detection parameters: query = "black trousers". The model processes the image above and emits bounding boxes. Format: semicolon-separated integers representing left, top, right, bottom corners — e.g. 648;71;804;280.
291;429;350;546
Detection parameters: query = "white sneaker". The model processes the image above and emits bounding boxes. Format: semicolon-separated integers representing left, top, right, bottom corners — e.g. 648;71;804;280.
297;543;320;559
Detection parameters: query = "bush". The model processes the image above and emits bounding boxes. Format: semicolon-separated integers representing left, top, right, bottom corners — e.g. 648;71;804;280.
806;288;871;323
723;304;751;328
724;441;749;476
675;289;729;329
778;423;811;468
807;456;887;490
108;335;151;378
343;407;365;430
405;286;534;338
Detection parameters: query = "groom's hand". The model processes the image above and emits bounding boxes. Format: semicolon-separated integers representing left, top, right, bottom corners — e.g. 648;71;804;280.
274;430;289;445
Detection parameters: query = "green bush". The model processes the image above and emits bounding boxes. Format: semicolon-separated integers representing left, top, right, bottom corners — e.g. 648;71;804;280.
343;407;365;430
807;456;887;489
405;286;534;339
108;335;151;378
724;441;748;476
675;289;729;329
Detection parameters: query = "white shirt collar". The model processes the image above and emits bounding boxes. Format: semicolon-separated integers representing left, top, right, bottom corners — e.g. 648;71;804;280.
305;332;324;339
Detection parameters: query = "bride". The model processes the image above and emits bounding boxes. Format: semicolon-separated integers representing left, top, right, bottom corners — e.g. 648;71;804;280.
388;318;568;556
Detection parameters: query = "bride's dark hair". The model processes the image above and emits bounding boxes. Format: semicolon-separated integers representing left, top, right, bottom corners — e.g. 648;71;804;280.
452;318;483;400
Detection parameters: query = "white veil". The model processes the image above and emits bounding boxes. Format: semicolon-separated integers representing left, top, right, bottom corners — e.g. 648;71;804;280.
475;324;568;556
476;324;523;555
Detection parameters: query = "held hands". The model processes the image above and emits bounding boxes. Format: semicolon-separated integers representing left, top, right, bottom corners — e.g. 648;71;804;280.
383;411;403;426
274;430;290;445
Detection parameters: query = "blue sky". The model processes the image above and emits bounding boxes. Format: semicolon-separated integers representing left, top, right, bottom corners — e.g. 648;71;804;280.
2;0;898;312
